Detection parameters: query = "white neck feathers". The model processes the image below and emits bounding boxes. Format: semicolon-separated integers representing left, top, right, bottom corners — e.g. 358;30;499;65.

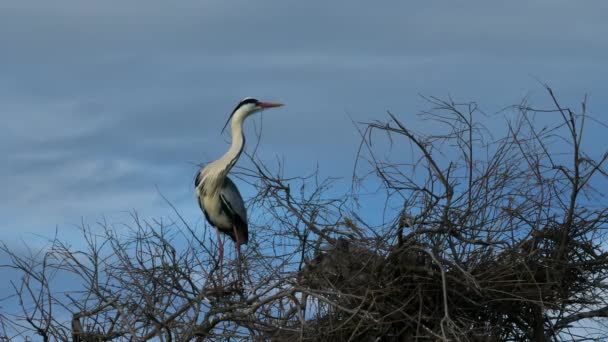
197;107;249;196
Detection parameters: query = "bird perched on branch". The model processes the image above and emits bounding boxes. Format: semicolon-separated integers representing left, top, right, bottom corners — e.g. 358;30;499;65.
195;97;284;282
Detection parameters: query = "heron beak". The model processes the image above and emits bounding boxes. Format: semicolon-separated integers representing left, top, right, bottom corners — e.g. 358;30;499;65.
258;102;284;109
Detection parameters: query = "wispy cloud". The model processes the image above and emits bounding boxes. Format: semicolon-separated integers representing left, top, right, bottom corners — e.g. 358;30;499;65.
1;0;607;244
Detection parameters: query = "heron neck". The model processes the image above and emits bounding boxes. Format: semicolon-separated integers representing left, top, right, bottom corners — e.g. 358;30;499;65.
219;114;245;175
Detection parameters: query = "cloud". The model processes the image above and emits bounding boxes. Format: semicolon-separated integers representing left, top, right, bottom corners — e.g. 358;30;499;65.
0;3;606;332
1;0;607;247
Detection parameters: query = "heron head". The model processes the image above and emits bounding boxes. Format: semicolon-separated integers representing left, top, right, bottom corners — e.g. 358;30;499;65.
221;97;284;133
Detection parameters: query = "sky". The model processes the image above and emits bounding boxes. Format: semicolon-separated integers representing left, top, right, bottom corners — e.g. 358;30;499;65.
1;1;608;338
1;0;607;247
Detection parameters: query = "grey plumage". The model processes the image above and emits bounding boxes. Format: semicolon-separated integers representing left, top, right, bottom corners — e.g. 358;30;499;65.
195;174;248;244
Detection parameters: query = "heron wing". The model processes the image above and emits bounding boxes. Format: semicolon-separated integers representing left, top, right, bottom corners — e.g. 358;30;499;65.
219;176;249;244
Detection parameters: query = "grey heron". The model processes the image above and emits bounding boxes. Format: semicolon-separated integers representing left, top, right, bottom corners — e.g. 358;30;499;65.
194;97;284;282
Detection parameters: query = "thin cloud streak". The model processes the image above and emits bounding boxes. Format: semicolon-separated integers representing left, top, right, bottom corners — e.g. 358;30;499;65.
1;0;606;245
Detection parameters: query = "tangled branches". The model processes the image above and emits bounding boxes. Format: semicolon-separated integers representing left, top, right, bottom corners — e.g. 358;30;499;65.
1;87;607;341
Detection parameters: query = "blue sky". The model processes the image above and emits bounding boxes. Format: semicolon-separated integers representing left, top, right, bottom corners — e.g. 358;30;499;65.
1;0;607;248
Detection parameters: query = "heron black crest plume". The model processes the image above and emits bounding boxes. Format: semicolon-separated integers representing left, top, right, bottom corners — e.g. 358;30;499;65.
221;97;259;134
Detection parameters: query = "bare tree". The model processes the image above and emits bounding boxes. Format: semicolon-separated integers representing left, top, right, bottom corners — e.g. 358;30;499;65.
1;86;607;341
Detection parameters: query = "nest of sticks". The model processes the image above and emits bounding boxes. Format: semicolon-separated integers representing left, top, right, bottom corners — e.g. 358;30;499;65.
281;228;600;341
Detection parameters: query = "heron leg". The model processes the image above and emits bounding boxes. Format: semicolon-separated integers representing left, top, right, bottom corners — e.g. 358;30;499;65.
232;225;243;284
215;228;224;288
